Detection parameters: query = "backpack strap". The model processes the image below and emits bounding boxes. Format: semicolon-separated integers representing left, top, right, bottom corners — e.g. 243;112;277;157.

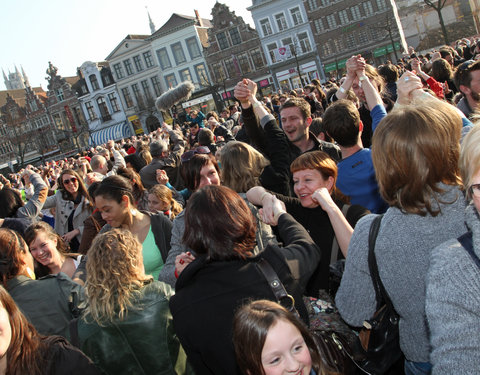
458;231;480;269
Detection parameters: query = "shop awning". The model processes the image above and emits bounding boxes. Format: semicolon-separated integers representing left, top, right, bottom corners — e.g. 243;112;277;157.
89;122;132;146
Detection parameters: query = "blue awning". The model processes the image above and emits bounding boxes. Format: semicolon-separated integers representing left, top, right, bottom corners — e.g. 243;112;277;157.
89;122;133;146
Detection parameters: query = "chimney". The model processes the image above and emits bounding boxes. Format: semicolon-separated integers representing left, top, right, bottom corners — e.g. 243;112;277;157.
194;9;203;27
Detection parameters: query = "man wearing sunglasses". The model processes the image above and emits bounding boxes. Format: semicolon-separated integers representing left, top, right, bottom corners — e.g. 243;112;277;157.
454;59;480;119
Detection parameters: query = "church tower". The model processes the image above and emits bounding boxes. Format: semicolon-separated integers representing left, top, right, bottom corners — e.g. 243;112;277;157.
146;7;156;34
3;65;26;90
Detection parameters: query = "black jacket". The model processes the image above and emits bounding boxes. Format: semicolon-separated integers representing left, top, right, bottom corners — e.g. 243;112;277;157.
169;213;320;375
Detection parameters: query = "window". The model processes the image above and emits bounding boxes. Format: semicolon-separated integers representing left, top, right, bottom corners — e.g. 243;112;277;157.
55;88;64;102
194;64;209;86
123;59;134;75
186;37;201;59
29;100;38;112
113;63;124;80
321;42;332;56
237;53;251;74
250;48;265;68
165;74;177;89
131;83;141;102
320;0;330;6
338;9;349;25
376;0;387;11
357;29;369;44
179;68;192;83
260;18;272;36
370;28;383;40
326;14;337;29
229;28;242;45
290;7;303;26
275;13;288;31
211;63;226;82
333;37;345;52
216;31;230;50
224;58;236;78
346;34;356;49
297;32;312;54
89;74;100;91
108;93;120;112
102;71;113;86
171;42;186;65
363;1;373;15
156;48;171;69
141;80;152;99
266;43;278;63
143;51;154;68
121;87;134;108
307;0;318;11
351;5;361;20
151;76;162;97
85;101;97;120
282;37;295;56
314;18;325;33
133;55;144;72
97;97;111;122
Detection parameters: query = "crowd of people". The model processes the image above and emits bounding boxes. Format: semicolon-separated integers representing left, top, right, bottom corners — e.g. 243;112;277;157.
0;38;479;374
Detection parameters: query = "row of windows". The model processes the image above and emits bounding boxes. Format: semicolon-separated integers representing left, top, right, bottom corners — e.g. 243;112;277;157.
164;63;209;89
259;6;304;38
313;1;385;33
0;143;14;156
308;0;386;11
210;48;265;83
156;37;202;71
113;51;155;80
120;75;164;109
265;32;312;64
31;115;50;129
84;93;121;122
320;28;384;57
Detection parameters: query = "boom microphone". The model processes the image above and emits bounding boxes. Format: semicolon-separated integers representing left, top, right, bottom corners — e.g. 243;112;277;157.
155;81;195;111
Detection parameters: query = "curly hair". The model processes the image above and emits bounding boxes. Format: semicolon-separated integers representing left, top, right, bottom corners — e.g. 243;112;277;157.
220;141;270;193
85;229;152;325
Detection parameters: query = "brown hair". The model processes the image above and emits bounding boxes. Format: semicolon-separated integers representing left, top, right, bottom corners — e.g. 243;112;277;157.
180;153;220;191
115;167;147;205
431;58;453;83
220;141;269;193
279;97;311;120
322;99;361;147
182;185;256;260
58;169;92;210
372;103;461;216
233;300;325;375
0;229;29;286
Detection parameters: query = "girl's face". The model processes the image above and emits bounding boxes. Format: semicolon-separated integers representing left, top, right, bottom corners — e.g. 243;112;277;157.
148;193;170;213
196;162;220;190
62;173;79;195
95;195;129;228
29;231;60;268
261;319;312;375
0;302;12;358
293;169;333;208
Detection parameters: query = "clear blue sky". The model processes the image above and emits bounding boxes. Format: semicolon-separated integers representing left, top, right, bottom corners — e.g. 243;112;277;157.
0;0;254;90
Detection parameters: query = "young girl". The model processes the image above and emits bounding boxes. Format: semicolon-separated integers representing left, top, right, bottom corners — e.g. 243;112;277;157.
148;185;183;220
25;221;83;279
233;300;329;375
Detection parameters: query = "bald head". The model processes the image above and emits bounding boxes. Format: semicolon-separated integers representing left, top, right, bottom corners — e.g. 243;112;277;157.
91;155;108;175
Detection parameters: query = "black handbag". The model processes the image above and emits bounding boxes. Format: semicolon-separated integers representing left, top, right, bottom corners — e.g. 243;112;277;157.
357;215;403;374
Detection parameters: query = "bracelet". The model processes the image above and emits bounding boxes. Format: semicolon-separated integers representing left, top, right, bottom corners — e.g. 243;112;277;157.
273;210;287;222
338;86;346;94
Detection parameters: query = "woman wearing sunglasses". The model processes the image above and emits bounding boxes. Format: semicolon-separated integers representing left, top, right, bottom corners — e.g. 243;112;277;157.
43;169;92;252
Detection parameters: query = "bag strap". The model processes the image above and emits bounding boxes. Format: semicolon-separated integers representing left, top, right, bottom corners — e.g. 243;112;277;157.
256;258;296;313
458;231;480;269
68;318;80;348
367;215;394;311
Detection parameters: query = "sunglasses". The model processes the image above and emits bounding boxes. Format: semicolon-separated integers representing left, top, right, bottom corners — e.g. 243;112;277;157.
181;146;211;163
63;177;78;185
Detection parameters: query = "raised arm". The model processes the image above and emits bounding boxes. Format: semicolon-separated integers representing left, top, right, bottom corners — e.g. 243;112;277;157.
16;171;48;219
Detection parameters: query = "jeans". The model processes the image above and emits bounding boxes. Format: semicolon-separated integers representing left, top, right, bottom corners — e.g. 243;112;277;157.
404;360;432;375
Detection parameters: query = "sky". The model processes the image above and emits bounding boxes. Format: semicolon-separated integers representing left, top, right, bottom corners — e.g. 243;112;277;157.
0;0;254;91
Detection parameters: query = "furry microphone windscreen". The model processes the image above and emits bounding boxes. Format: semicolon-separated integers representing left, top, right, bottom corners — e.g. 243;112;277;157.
155;81;195;111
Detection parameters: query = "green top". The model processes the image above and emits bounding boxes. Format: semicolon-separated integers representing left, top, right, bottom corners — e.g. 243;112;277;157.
142;226;164;279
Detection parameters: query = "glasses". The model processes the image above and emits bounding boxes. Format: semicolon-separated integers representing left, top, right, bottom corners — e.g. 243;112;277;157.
62;177;78;185
181;146;211;163
471;184;480;198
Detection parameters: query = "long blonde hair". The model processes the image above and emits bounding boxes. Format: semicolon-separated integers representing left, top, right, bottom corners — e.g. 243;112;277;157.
149;185;183;219
85;229;152;325
220;141;269;193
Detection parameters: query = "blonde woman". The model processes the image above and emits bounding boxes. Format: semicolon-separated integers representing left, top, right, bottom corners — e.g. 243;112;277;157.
74;229;191;375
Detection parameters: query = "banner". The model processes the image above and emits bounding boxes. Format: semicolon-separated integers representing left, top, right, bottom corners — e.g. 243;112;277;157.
274;46;292;61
